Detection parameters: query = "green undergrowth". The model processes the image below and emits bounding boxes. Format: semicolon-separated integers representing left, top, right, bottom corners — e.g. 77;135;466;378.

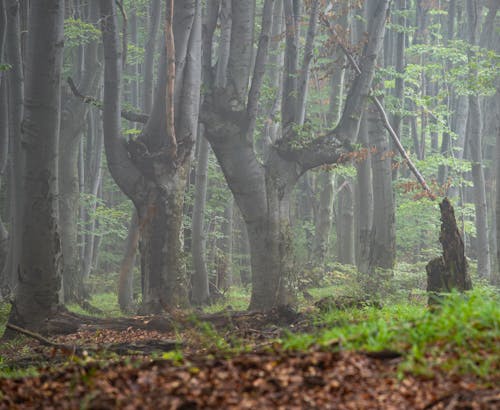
203;287;251;314
67;292;122;317
282;287;500;382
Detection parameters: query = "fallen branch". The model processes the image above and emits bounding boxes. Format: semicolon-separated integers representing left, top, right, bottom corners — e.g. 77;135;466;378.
6;323;80;356
6;323;179;356
67;77;149;124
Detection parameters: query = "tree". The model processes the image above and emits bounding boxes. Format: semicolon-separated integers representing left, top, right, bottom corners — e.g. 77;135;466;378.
7;0;65;332
99;0;202;313
1;0;24;293
59;2;101;301
201;0;390;310
466;0;490;279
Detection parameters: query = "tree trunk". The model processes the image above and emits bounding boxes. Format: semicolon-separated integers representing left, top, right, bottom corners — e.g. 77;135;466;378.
368;101;396;272
100;0;202;313
336;179;355;265
467;0;490;280
218;197;233;289
81;107;103;282
202;0;390;309
312;172;334;265
1;0;24;292
142;0;161;113
191;133;210;305
138;168;190;313
0;82;8;275
356;114;373;274
8;0;64;333
118;210;139;313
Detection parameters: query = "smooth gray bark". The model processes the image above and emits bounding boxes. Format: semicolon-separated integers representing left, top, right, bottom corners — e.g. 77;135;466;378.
1;0;24;291
118;210;139;313
467;0;490;279
336;179;355;265
202;0;390;309
217;197;233;289
81;107;103;282
191;133;210;305
8;0;64;332
0;82;7;275
142;0;161;113
59;0;101;301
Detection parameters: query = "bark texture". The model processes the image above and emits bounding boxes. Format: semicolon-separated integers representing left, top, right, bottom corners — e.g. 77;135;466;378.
426;198;472;305
8;0;64;333
201;0;390;310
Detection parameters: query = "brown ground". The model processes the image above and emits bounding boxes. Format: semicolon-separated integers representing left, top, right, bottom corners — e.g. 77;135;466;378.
0;312;498;409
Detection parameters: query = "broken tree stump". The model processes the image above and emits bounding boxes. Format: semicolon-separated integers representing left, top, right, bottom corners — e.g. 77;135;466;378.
426;198;472;305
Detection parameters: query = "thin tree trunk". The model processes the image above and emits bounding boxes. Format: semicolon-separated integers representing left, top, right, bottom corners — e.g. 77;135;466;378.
81;107;103;282
467;0;490;279
1;0;24;291
118;210;139;313
218;197;234;289
0;81;8;275
142;0;161;113
368;100;396;272
191;133;210;305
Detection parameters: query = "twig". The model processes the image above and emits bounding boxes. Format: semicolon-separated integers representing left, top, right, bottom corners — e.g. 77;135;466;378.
67;77;149;124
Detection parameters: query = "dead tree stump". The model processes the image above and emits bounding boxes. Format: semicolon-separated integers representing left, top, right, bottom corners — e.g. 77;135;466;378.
426;198;472;305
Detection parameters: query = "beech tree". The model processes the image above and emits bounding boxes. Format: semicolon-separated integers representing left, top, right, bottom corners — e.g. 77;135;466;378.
201;0;390;310
99;0;202;313
7;0;65;332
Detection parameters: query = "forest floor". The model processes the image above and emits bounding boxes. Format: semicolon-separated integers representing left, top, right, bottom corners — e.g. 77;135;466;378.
0;285;498;409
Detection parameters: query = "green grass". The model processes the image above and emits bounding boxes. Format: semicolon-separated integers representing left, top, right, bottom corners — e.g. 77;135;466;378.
282;287;500;381
67;292;122;317
203;287;251;313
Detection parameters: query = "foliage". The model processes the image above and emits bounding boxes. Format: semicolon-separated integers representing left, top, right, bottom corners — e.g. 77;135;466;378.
64;18;100;49
283;288;500;381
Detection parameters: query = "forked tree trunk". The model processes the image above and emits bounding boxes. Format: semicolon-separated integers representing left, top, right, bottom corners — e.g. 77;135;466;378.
8;0;64;333
202;0;390;310
100;0;201;314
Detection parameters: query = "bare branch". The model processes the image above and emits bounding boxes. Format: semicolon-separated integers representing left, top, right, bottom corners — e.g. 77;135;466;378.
66;77;149;124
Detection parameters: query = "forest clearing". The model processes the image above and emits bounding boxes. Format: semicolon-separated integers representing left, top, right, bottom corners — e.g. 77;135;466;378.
0;0;499;408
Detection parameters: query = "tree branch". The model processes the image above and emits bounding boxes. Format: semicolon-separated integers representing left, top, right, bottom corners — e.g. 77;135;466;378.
67;77;149;124
247;0;275;140
6;323;80;355
164;0;177;158
331;25;434;198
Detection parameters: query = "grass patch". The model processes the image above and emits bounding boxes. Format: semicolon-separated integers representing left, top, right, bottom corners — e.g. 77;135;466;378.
203;287;251;314
282;287;500;381
67;292;122;317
